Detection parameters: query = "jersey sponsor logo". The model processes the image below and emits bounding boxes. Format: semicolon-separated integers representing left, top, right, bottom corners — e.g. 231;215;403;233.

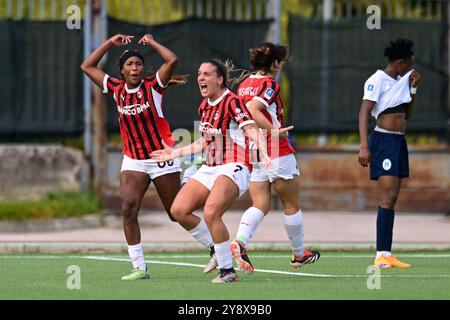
117;102;150;116
382;159;392;171
199;122;222;135
238;86;259;97
264;88;274;100
234;112;249;122
367;84;374;92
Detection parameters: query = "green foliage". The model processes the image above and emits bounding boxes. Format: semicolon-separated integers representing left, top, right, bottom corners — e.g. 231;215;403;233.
0;191;101;221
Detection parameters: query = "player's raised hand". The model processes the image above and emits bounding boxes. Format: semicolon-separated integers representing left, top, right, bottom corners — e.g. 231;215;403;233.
151;140;174;161
138;34;154;46
109;34;134;46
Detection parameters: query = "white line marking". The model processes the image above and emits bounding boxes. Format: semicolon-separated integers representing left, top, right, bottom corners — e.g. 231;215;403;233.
1;255;450;278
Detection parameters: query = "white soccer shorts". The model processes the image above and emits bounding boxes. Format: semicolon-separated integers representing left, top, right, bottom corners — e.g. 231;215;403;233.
121;155;181;180
182;165;199;185
191;163;251;198
250;153;300;183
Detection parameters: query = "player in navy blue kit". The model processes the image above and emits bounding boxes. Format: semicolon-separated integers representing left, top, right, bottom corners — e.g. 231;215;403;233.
358;39;421;268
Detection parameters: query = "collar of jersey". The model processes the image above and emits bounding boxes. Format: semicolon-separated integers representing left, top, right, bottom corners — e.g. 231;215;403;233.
250;73;269;79
208;89;230;106
125;81;144;93
379;70;401;81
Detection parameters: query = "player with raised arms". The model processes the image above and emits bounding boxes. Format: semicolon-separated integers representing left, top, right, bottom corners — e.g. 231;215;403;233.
81;33;214;280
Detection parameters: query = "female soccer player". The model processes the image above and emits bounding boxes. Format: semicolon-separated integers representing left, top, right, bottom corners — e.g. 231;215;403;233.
230;42;320;273
151;59;280;283
81;34;215;280
358;38;421;268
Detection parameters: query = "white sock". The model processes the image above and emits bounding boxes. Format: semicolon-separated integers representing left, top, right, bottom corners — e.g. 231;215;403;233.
127;243;146;271
376;251;392;258
284;210;305;257
214;240;233;269
189;218;214;248
236;207;266;246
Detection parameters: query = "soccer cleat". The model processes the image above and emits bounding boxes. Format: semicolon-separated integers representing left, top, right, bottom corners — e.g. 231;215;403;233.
230;240;254;273
385;255;411;268
374;256;392;268
121;268;151;280
211;268;238;283
290;249;321;268
204;252;218;274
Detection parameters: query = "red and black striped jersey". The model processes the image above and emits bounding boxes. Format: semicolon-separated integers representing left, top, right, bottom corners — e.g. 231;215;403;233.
237;74;295;158
102;72;175;160
198;89;255;170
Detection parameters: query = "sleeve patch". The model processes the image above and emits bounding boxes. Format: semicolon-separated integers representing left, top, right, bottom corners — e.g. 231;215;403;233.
264;88;274;100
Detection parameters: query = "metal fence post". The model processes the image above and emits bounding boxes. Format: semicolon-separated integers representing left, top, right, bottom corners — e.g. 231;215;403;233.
91;0;108;203
82;0;93;192
318;0;333;145
447;1;450;145
266;0;281;83
266;0;281;44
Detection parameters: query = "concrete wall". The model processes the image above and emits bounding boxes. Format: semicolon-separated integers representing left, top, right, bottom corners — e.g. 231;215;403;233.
0;145;83;200
105;146;450;212
1;145;446;212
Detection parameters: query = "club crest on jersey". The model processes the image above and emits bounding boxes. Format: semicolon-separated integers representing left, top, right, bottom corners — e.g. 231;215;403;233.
137;91;142;99
121;94;126;101
214;112;219;120
367;84;374;92
264;88;274;100
235;108;241;113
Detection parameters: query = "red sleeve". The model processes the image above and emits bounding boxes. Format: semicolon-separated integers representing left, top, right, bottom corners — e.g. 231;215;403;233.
254;79;280;108
228;97;255;129
145;72;167;95
103;74;123;96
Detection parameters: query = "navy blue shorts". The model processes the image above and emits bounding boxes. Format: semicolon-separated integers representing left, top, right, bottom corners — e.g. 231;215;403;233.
368;130;409;181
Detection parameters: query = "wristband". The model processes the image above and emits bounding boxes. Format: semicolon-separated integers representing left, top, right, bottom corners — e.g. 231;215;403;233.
410;86;417;95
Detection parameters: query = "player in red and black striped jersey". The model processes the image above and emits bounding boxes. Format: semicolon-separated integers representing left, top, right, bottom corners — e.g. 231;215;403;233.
81;34;215;280
197;87;256;171
103;69;173;160
231;42;320;273
152;59;282;283
237;71;295;158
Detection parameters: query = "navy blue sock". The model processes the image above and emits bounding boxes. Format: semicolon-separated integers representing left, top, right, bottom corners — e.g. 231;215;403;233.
376;206;395;252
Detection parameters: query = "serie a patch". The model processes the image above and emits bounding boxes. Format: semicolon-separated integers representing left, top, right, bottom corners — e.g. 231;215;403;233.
264;88;274;99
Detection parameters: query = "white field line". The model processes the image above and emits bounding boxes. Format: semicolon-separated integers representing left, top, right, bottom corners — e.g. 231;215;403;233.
4;254;450;259
2;255;450;279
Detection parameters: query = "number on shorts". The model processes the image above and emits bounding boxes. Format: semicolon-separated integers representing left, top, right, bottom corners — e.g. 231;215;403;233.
157;161;174;168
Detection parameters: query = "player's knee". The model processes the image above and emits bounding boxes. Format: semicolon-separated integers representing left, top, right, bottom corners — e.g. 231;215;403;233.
121;198;139;219
380;192;398;209
170;203;186;221
203;205;220;227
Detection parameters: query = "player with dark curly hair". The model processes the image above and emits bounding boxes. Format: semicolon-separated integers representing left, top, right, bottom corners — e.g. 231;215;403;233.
358;38;421;268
